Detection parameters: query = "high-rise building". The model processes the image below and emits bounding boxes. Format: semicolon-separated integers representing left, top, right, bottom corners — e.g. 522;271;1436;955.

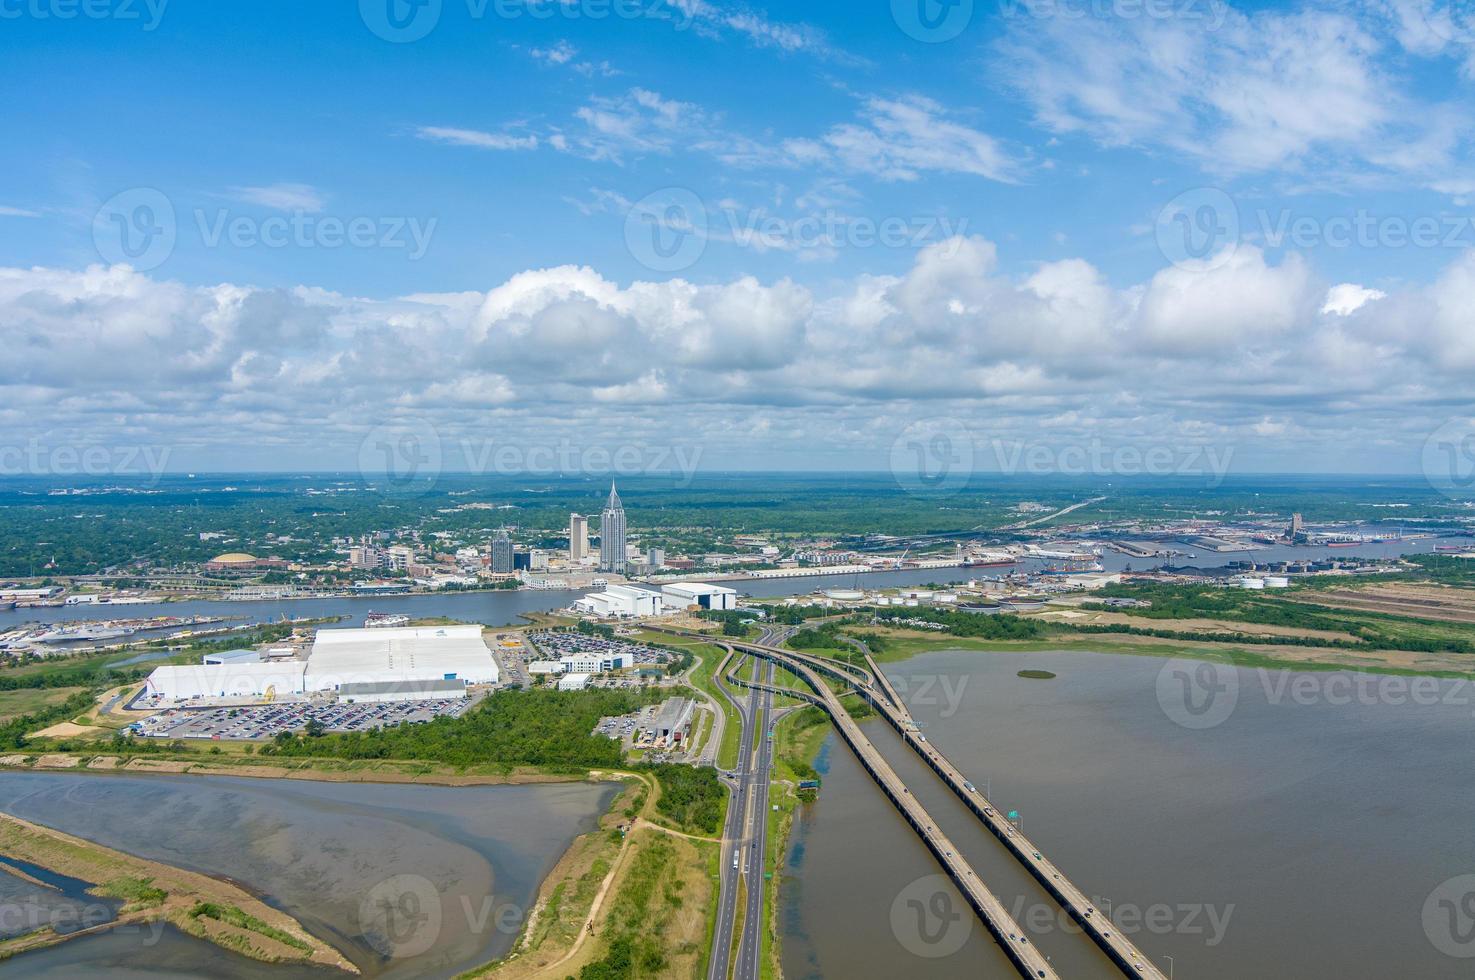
600;482;627;574
569;513;589;561
491;530;513;574
647;547;665;568
1287;512;1304;541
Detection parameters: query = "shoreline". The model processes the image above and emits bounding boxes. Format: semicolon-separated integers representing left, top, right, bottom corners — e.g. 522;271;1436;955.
0;812;358;972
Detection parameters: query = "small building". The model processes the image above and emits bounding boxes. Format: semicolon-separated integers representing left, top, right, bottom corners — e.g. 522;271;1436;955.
560;652;631;673
650;697;695;744
528;660;565;675
558;673;592;691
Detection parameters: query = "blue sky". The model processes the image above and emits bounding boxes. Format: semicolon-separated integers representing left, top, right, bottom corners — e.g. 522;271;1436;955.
5;0;1475;479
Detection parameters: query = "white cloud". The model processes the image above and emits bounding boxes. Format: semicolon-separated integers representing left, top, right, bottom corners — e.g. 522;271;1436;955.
1321;282;1387;316
995;5;1468;189
7;240;1475;470
229;183;325;212
416;126;539;151
0;205;40;218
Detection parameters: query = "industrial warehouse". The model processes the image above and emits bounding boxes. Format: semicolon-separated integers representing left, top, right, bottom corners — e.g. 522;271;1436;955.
141;624;499;704
572;581;738;618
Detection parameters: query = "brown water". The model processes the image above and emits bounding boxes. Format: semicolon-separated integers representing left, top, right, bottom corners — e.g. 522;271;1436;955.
0;772;618;978
781;648;1475;978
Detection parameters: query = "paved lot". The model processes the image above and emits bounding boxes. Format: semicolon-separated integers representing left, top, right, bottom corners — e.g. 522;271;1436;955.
132;697;471;740
527;630;671;667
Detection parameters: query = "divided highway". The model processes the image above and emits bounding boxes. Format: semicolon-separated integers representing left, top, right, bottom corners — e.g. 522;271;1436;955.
732;636;1168;980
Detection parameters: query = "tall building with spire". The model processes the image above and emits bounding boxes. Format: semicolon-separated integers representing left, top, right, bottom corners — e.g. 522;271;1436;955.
600;482;627;574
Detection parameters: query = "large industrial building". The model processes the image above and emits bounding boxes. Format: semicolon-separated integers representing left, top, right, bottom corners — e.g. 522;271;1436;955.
142;625;498;703
574;584;665;618
661;582;738;611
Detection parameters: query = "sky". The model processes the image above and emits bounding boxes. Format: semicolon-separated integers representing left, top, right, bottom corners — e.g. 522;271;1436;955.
5;0;1475;483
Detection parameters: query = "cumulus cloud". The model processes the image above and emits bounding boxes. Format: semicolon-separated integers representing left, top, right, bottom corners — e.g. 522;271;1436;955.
5;240;1475;471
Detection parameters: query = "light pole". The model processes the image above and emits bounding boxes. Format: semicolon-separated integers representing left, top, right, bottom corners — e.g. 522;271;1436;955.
1165;954;1174;979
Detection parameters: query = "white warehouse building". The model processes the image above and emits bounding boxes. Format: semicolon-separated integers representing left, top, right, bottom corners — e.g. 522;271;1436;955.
303;625;498;692
142;624;497;703
573;585;665;618
143;661;307;702
661;582;738;611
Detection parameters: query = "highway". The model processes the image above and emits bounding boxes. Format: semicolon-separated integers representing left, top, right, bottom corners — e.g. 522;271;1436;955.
713;632;1061;980
732;656;775;980
707;647;779;980
729;636;1168;980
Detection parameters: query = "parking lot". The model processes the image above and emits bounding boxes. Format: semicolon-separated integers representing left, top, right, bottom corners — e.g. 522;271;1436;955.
527;630;671;668
132;696;472;741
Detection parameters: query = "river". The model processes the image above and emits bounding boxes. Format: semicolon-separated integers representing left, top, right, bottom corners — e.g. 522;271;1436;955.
0;772;619;978
5;534;1466;638
781;648;1475;978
